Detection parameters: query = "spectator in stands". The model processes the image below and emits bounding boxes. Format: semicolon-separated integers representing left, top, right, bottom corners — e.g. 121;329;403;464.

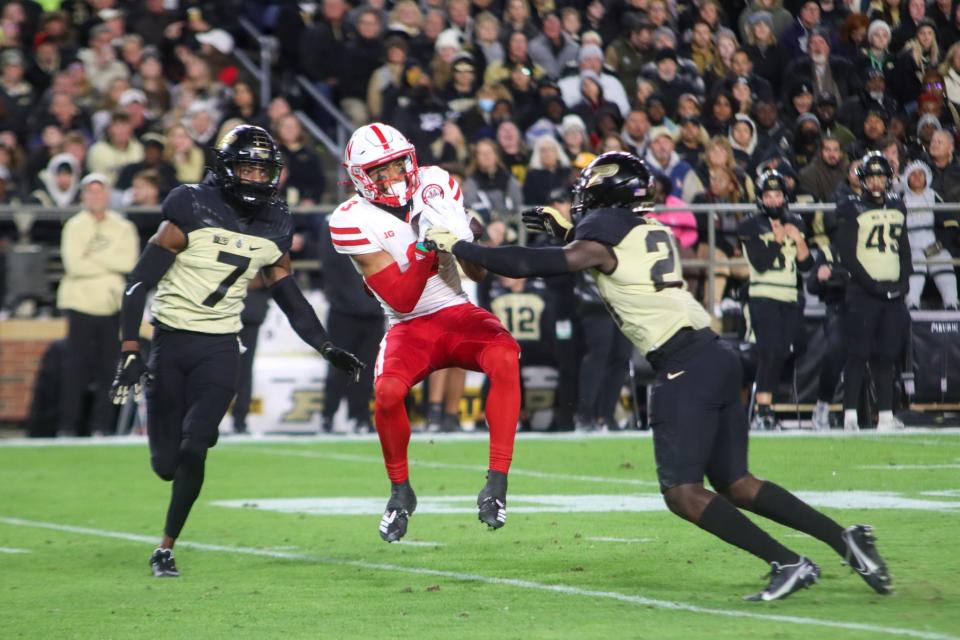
784;29;858;106
90;76;131;140
693;168;752;317
338;8;384;128
87;111;144;186
115;133;176;198
298;0;355;109
814;91;856;150
676;115;708;166
442;54;479;115
792;112;823;169
504;62;540;128
131;48;171;115
782;0;822;60
559;44;630;118
729;113;761;174
703;88;738;137
367;33;408;121
0;49;34;138
79;24;129;95
891;0;926;52
496;120;529;184
528;12;579;79
738;0;793;43
428;27;463;91
927;128;960;202
705;28;740;89
430;120;470;167
28;152;80;208
56;174;138;436
835;13;870;61
471;11;504;81
857;19;895;81
484;30;539;86
645;125;704;201
165;123;204;184
649;172;699;251
523;134;570;205
559;113;590;160
571;70;621;138
464;138;523;220
743;11;788;97
942;42;960;116
456;81;512;142
620;108;650;156
799;135;848;201
219;80;261;131
893;18;941;107
503;0;540;42
699;135;756;201
900;159;959;309
839;69;900;132
32;90;91;142
726;48;774;102
274;113;324;207
605;18;655;95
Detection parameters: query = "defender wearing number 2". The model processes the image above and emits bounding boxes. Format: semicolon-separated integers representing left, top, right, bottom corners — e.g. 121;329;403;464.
424;151;893;602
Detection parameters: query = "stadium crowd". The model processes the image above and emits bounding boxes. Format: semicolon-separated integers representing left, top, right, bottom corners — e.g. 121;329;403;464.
2;0;960;436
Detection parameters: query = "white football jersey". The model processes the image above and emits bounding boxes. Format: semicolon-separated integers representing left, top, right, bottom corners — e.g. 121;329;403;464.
330;165;470;325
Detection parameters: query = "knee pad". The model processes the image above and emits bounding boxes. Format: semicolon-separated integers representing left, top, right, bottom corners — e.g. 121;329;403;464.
375;376;410;411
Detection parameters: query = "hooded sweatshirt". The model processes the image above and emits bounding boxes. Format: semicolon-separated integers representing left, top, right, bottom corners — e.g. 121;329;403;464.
35;153;81;208
900;159;940;252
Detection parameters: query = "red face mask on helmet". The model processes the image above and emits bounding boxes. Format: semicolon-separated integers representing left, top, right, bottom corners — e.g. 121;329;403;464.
343;123;420;207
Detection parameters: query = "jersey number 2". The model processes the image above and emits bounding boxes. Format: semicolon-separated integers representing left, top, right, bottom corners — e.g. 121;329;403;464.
645;229;684;290
202;251;252;307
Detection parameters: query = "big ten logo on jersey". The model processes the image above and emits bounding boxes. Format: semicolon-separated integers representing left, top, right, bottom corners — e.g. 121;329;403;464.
421;184;444;204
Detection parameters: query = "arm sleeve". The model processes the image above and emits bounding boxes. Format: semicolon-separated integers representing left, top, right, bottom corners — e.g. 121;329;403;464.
451;242;571;278
364;244;438;313
269;275;330;352
120;243;177;342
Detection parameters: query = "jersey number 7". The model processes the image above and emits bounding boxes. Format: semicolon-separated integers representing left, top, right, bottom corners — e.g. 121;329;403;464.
202;251;252;307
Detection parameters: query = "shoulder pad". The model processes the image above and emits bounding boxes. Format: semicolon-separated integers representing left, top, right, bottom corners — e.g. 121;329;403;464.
161;185;203;233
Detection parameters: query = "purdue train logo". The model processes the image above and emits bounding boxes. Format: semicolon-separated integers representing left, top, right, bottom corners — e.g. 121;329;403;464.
586;163;619;187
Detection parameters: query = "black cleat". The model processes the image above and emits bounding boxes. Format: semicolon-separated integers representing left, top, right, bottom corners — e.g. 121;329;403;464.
379;480;417;542
477;470;508;529
149;547;179;578
842;524;893;594
744;556;820;602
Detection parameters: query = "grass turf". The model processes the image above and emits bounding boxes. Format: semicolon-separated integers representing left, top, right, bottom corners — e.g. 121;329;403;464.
1;432;958;639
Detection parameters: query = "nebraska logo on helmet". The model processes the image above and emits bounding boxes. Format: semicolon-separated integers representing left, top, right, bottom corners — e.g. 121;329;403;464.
343;123;420;207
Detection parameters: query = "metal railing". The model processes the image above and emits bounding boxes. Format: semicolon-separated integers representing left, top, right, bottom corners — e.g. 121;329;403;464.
4;201;960;310
235;17;277;108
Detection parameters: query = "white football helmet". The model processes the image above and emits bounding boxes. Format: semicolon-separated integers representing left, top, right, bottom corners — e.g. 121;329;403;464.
343;123;420;207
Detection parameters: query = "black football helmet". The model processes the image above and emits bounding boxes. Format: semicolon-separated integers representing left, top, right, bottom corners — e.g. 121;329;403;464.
571;151;654;218
856;151;892;202
214;124;284;209
756;169;787;219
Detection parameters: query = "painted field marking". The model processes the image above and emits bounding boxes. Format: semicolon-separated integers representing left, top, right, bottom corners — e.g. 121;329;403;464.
235;448;662;488
858;464;960;470
0;547;30;553
0;516;955;640
586;537;655;544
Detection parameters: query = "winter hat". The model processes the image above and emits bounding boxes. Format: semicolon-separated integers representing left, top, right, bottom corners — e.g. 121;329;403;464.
560;114;587;135
747;11;774;30
917;113;943;135
796;112;821;129
578;44;604;62
867;20;891;42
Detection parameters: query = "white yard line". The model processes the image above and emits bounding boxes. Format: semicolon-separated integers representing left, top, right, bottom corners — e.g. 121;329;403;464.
857;464;960;470
232;448;662;488
0;546;30;553
0;516;956;640
585;536;655;543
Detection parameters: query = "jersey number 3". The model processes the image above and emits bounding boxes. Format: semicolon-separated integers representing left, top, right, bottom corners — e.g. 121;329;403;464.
645;229;684;291
203;251;252;307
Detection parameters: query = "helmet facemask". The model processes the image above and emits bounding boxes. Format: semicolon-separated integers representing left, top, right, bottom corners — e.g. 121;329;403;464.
356;152;419;208
218;156;282;209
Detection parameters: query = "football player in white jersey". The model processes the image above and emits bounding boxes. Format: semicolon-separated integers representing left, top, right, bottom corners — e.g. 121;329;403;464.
331;123;521;542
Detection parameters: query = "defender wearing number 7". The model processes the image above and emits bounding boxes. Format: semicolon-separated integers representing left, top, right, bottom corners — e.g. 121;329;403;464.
424;151;893;602
109;125;364;578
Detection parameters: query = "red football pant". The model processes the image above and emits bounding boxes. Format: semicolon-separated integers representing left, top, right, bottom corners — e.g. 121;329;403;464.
373;303;521;483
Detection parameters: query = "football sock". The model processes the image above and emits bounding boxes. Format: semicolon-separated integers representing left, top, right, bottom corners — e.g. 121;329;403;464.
697;495;799;565
374;376;412;483
164;448;205;540
843;354;867;411
870;358;894;412
751;481;847;557
479;345;520;474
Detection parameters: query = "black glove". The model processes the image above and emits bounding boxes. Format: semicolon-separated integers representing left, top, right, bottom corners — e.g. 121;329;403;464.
521;206;574;242
321;343;365;382
110;350;147;405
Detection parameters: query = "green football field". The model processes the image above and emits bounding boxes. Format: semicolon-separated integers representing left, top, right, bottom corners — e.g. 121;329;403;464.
2;431;959;640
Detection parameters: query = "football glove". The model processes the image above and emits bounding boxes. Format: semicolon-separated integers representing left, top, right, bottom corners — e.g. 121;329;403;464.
320;343;365;383
424;226;462;253
521;206;573;242
422;197;474;242
110;350;147;405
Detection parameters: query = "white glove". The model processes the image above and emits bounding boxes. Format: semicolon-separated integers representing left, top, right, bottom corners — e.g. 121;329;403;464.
421;197;474;243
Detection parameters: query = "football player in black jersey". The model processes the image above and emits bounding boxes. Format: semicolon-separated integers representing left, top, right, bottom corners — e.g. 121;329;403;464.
836;152;911;431
424;152;893;601
738;171;813;431
110;125;364;577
